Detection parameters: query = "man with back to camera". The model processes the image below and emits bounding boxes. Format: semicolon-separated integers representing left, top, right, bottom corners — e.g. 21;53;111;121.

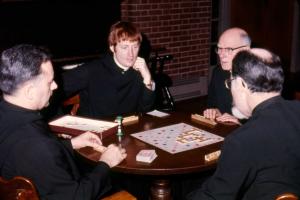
61;21;155;118
203;27;251;124
187;48;300;199
0;44;127;199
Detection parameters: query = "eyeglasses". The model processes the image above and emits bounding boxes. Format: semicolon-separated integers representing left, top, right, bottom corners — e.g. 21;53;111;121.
225;78;235;89
215;45;247;55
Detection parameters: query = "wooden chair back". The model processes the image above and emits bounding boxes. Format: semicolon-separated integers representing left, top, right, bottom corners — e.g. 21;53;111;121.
276;193;298;200
0;176;136;200
0;176;39;200
63;94;80;115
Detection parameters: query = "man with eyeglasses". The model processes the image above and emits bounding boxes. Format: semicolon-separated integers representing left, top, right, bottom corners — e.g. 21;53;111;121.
187;48;300;199
203;28;251;124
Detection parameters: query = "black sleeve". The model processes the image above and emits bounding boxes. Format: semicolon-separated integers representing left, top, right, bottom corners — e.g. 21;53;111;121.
207;67;218;108
15;139;111;200
139;85;155;112
187;136;252;200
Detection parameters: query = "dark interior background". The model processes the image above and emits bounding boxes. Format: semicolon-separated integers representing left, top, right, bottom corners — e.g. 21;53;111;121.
0;0;121;65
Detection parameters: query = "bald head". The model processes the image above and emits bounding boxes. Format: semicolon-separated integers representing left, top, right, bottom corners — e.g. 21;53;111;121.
217;28;251;71
219;28;251;46
250;48;273;62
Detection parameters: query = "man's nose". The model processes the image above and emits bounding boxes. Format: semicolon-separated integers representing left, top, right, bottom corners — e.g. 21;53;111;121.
128;47;135;57
52;81;58;90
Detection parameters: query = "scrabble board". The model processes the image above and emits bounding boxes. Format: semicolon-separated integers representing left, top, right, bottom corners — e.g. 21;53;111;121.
131;123;224;154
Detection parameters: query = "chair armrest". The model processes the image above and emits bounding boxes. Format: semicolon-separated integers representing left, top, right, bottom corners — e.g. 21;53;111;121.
276;193;298;200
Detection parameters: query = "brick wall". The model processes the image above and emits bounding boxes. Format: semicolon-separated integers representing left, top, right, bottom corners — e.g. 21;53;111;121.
121;0;212;100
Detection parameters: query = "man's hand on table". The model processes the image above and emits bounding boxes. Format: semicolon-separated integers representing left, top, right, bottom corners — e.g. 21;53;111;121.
216;113;241;125
203;108;240;125
203;108;222;120
71;131;106;151
100;144;127;167
71;131;127;167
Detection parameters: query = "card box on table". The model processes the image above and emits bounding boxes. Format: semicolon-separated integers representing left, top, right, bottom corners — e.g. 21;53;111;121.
48;115;118;138
136;149;157;163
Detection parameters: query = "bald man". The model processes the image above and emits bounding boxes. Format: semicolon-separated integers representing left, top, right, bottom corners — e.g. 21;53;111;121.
203;28;251;124
188;48;300;199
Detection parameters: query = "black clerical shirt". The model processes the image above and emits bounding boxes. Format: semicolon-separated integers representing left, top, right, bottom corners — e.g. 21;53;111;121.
62;53;155;118
188;96;300;199
0;100;111;200
207;66;232;114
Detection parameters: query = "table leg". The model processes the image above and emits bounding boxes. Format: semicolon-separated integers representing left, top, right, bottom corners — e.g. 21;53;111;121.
150;179;172;200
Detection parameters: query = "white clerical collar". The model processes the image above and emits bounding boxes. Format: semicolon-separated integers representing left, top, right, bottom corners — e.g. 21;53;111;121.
113;56;130;71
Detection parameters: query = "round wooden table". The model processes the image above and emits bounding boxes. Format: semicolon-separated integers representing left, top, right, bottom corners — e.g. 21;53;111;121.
78;112;237;200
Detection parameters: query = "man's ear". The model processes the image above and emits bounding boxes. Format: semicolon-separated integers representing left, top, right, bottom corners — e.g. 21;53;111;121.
236;77;249;91
24;83;35;101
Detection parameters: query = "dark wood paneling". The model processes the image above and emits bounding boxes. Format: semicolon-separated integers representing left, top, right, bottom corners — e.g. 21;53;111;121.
230;0;294;68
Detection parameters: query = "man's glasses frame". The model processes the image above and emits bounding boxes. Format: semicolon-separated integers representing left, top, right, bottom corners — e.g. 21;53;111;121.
215;45;248;55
